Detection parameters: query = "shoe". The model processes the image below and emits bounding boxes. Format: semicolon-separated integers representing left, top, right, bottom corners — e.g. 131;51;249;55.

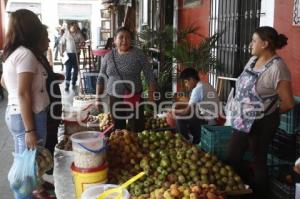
32;190;53;199
72;85;76;90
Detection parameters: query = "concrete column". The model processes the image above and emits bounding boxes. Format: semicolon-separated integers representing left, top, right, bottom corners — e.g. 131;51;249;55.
91;1;102;49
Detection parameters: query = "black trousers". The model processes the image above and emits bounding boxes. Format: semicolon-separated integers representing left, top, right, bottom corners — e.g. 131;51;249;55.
176;114;207;144
65;53;79;87
226;110;280;199
109;95;144;132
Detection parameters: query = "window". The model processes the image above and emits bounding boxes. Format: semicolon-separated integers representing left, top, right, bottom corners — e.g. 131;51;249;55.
293;0;300;25
101;20;111;30
209;0;261;100
101;9;110;19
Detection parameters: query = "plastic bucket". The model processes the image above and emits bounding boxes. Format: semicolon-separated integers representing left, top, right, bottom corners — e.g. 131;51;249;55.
70;131;106;169
81;184;130;199
71;162;108;199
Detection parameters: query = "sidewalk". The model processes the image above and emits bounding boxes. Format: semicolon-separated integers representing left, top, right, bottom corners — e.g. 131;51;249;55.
0;96;14;198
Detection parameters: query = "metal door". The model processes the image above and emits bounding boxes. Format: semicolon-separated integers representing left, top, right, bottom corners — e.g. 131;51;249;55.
210;0;261;100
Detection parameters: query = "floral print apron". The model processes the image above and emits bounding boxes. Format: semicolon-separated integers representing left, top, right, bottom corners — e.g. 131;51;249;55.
230;56;280;133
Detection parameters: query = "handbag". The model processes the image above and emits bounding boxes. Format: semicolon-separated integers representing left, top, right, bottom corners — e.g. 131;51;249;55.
111;51;141;106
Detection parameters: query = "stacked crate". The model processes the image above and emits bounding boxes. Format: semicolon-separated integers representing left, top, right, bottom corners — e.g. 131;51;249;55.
268;97;300;199
199;125;252;161
268;97;300;166
270;174;295;199
278;97;300;134
198;125;233;161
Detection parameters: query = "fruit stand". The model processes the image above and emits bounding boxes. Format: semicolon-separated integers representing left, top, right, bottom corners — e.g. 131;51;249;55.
49;89;257;199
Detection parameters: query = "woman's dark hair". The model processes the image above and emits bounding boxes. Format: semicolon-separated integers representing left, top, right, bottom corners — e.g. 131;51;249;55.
255;26;288;51
114;26;133;39
180;67;199;81
36;25;49;52
3;9;44;61
104;38;114;49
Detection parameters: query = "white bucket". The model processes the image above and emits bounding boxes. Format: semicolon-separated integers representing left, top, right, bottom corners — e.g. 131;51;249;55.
70;131;106;169
81;184;130;199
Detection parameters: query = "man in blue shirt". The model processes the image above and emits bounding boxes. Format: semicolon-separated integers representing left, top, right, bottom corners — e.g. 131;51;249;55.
171;67;220;144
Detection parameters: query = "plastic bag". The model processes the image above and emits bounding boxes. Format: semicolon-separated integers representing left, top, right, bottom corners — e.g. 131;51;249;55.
8;149;37;197
53;145;76;199
224;88;235;126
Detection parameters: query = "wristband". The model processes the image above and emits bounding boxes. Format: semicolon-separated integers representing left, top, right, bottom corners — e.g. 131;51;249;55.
25;129;35;133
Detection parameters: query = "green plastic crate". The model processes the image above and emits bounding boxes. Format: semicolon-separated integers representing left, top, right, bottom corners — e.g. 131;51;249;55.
278;97;300;134
199;125;233;160
267;154;294;167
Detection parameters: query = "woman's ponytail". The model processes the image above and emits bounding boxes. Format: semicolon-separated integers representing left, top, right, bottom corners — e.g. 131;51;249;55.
275;34;288;49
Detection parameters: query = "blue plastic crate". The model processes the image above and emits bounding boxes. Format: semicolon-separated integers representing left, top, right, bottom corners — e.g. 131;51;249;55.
278;97;300;134
82;72;98;94
199;125;233;160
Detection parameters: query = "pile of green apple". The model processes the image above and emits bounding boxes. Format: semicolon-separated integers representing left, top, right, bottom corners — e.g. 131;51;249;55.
107;130;245;198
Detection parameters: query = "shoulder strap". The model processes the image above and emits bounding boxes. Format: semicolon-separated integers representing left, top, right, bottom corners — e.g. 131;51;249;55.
111;50;130;91
264;56;280;70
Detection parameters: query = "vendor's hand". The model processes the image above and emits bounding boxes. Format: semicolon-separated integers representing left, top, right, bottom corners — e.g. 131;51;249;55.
95;100;103;112
148;90;155;102
25;132;37;149
167;109;175;117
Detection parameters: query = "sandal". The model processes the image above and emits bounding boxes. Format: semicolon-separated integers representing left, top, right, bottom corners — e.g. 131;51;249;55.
32;190;53;199
42;181;55;191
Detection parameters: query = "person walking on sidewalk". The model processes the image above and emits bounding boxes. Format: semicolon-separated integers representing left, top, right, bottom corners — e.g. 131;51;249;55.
60;22;84;92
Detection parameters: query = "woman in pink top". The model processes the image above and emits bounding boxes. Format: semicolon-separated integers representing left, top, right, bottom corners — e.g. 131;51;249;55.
1;9;50;199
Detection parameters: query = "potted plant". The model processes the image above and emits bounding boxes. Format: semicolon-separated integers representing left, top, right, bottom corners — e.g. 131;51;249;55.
167;30;222;83
138;25;223;102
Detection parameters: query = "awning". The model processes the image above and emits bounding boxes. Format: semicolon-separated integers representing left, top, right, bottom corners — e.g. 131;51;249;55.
6;2;41;14
58;3;92;20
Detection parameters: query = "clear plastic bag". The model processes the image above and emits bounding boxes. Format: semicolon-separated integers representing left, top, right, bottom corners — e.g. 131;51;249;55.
8;149;37;197
53;145;76;199
224;88;235;126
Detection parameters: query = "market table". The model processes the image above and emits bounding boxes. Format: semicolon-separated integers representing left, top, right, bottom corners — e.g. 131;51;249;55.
92;49;110;70
92;49;110;56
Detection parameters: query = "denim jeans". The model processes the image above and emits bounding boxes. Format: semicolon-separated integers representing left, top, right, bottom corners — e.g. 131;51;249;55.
5;106;47;199
65;53;79;87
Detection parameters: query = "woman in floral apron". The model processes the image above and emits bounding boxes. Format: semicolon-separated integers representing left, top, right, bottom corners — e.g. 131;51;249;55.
226;26;294;199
